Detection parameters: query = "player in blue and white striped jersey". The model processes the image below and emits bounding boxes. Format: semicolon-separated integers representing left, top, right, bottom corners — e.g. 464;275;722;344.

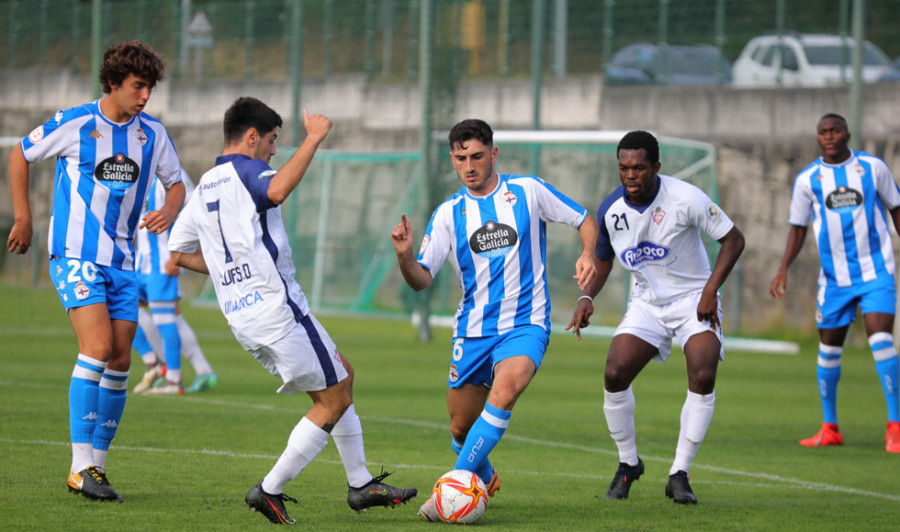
770;113;900;453
568;130;745;504
6;41;186;502
169;97;416;524
131;175;218;395
391;118;599;520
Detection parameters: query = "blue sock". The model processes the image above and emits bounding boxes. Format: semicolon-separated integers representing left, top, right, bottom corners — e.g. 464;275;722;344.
452;437;493;483
94;369;129;451
454;404;510;478
817;343;842;424
157;322;181;371
132;325;154;357
69;355;106;444
870;333;900;422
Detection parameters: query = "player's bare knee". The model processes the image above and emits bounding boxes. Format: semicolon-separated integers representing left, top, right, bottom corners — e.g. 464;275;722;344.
604;366;632;392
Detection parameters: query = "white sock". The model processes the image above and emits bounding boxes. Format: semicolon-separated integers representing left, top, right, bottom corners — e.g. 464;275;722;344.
177;315;214;375
71;443;95;473
671;390;716;475
331;405;373;488
604;386;639;466
138;306;164;361
94;449;107;471
262;417;329;494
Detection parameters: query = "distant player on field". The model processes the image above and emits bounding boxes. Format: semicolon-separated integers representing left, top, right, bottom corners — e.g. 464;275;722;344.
390;118;599;520
168;97;416;525
568;130;744;504
6;40;187;502
131;175;218;395
770;113;900;453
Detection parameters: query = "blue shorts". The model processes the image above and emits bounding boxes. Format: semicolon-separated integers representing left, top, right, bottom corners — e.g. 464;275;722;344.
50;257;139;322
137;272;180;303
447;325;549;388
817;275;897;329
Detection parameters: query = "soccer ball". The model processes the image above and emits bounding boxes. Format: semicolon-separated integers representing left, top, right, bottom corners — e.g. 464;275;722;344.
431;469;488;525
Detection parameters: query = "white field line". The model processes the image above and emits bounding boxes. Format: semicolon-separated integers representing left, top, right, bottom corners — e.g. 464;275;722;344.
0;389;897;501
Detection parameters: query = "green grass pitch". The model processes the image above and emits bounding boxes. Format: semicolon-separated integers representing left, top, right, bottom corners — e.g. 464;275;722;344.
1;283;898;531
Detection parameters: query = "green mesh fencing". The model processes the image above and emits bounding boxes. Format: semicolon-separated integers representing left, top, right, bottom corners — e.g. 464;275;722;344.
3;0;898;81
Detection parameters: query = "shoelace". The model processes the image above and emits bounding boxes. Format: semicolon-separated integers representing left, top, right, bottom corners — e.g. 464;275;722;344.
85;467;109;485
273;492;298;505
369;467;394;486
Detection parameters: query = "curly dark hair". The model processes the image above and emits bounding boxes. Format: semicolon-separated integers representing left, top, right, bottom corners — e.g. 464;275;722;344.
617;130;660;164
99;40;166;94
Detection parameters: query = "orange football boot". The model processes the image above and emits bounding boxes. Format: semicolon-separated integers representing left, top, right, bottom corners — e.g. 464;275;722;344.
800;423;843;447
886;422;900;453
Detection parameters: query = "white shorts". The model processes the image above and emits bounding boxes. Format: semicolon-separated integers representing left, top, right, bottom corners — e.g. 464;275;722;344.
615;290;725;363
249;313;348;394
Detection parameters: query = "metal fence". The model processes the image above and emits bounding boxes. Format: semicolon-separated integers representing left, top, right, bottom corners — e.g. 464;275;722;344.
3;0;898;83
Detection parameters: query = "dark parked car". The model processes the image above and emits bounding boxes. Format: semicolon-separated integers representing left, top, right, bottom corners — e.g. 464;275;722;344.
605;43;731;86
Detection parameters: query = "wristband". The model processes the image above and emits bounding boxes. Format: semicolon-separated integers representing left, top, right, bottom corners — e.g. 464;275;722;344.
578;295;593;304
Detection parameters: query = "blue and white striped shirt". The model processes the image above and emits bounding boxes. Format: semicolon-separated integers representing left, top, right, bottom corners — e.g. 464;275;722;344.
21;100;184;270
789;151;900;287
417;173;588;337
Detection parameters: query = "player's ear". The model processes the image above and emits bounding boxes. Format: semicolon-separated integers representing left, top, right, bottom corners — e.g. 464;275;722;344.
245;127;259;147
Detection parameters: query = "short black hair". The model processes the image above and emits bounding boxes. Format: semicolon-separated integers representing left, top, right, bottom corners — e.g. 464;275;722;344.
449;119;493;149
99;40;165;94
617;130;659;164
818;113;848;130
223;97;283;145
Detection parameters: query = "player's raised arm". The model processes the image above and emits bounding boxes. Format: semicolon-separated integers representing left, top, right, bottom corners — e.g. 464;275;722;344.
7;146;33;254
268;110;332;205
391;213;433;291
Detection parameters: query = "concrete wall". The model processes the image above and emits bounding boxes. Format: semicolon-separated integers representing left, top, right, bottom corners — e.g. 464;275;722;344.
3;69;900;334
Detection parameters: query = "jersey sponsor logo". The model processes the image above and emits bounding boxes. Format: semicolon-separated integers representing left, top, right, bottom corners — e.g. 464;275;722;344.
621;241;671;268
28;125;44;143
469;220;518;258
135;128;148;145
223;290;264;315
221;263;253;286
200;175;232;192
89;129;103;139
825;186;862;212
652;207;666;225
95;153;140;189
54;111;64;124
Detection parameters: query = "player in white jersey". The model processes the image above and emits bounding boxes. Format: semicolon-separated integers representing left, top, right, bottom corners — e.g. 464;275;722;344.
770;113;900;453
568;130;744;504
6;41;186;502
391;118;599;520
131;175;218;395
167;97;416;525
